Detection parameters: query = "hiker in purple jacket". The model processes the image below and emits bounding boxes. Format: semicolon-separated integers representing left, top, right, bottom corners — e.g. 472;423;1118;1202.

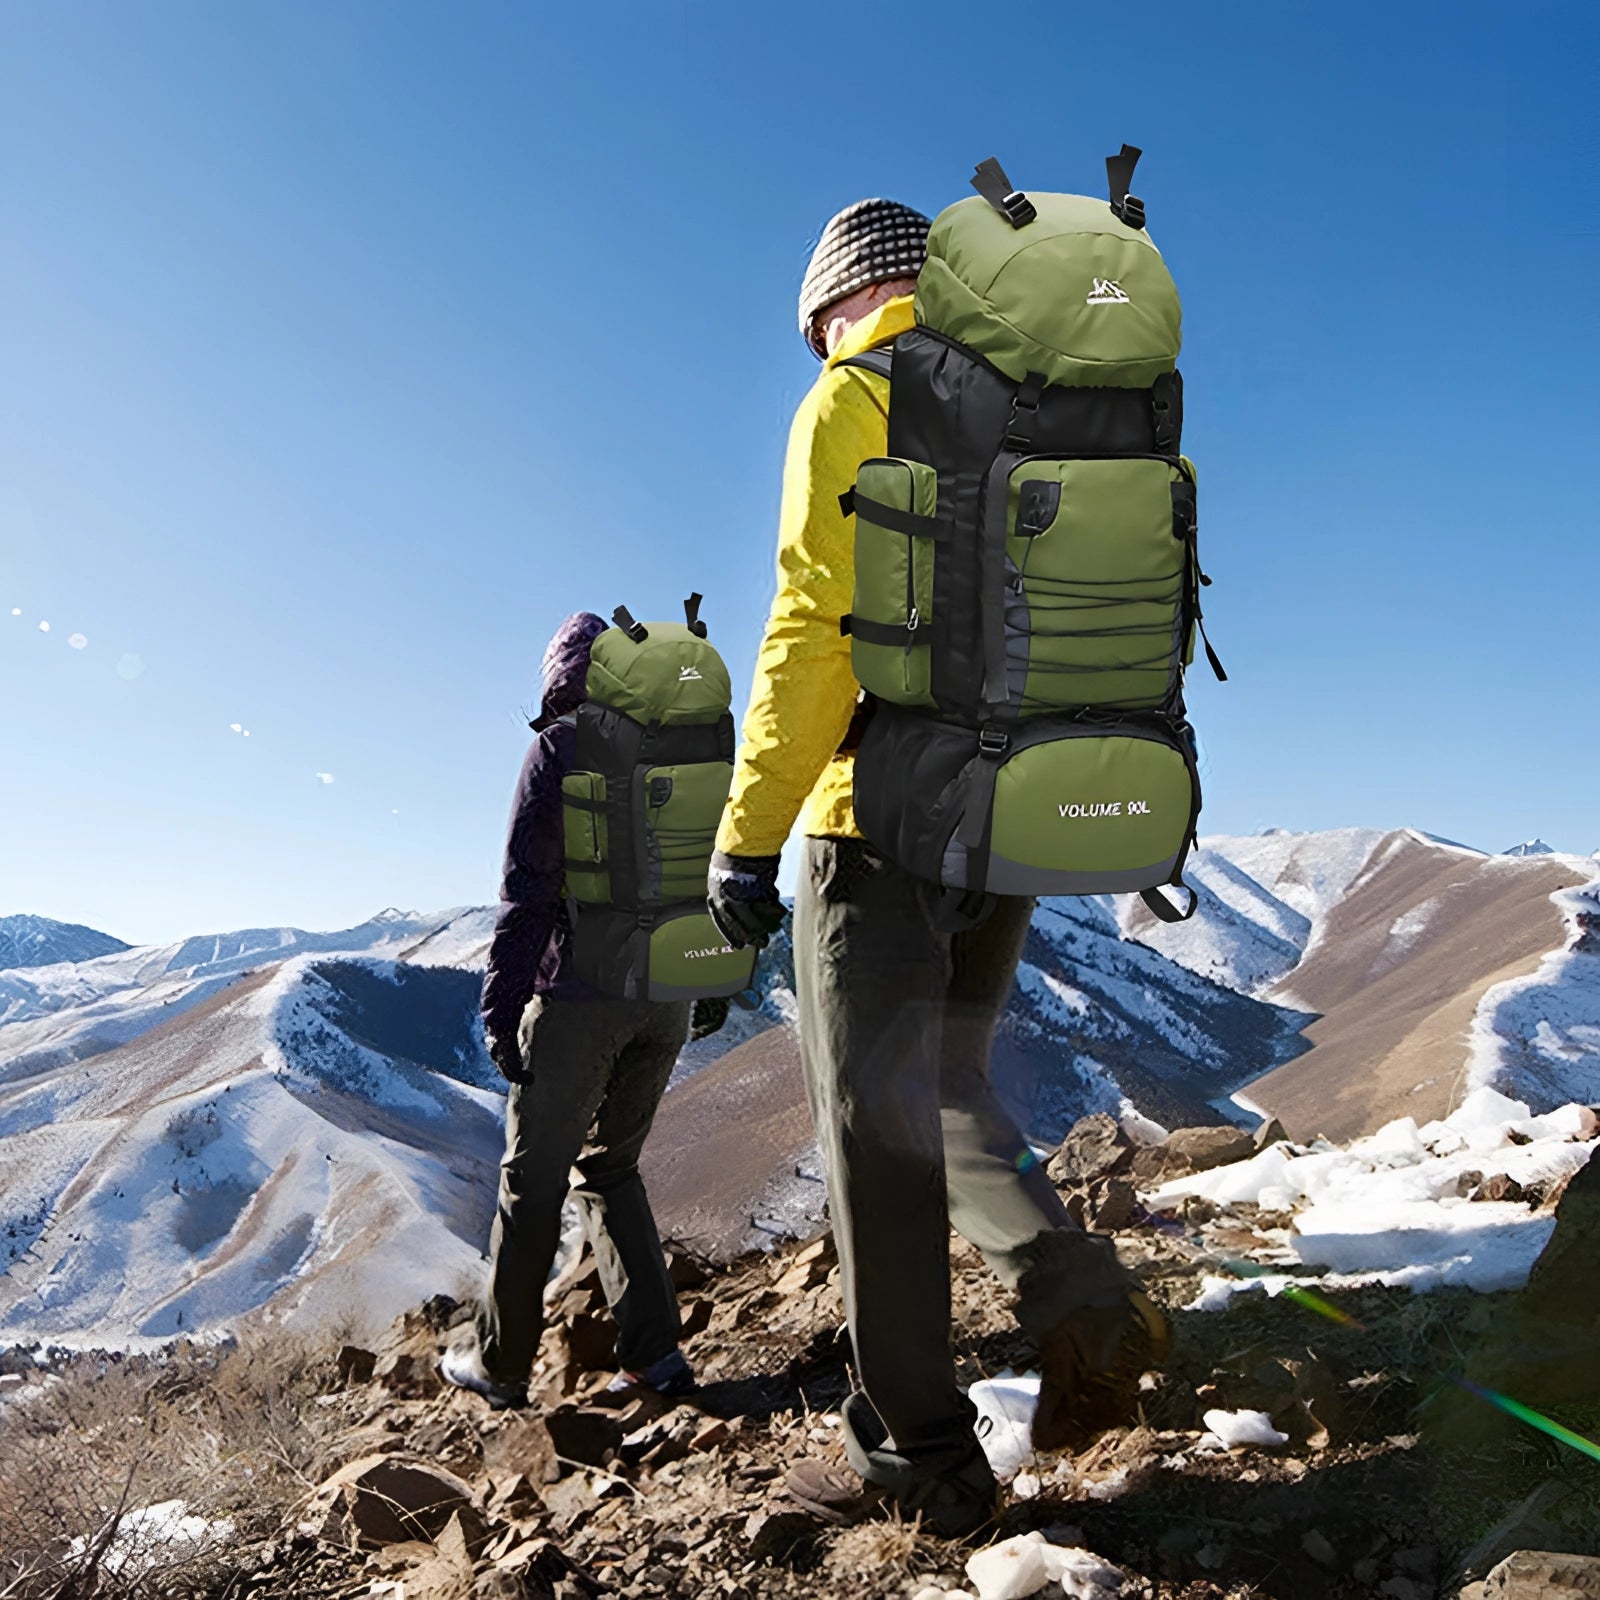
443;611;726;1411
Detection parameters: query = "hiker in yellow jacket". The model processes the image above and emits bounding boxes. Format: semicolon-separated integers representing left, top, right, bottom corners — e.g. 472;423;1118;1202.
707;200;1169;1535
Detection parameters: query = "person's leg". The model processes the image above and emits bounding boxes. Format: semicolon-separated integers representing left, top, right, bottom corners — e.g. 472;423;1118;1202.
477;996;634;1384
937;897;1169;1450
795;836;977;1464
570;999;692;1375
938;895;1135;1336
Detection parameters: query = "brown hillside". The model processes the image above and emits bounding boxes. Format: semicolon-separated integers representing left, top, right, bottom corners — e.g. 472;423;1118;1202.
1243;834;1583;1142
642;1025;813;1261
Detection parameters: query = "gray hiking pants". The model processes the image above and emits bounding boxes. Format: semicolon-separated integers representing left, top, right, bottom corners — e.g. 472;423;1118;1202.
795;835;1133;1466
478;994;690;1384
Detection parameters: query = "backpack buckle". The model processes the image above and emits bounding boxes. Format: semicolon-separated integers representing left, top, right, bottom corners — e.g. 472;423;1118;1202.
978;725;1010;758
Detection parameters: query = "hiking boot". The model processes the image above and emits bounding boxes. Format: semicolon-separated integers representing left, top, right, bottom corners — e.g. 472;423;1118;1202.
780;1459;877;1526
604;1347;696;1398
837;1390;1001;1540
439;1343;527;1411
1032;1288;1172;1453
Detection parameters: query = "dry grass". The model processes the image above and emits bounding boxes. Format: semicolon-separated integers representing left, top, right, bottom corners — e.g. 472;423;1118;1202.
0;1332;339;1599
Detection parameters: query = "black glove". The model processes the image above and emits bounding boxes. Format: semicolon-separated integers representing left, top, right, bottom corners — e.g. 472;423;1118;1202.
486;1030;525;1084
690;996;730;1042
707;851;786;950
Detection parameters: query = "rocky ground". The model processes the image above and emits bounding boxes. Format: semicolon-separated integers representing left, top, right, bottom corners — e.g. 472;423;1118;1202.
3;1116;1598;1600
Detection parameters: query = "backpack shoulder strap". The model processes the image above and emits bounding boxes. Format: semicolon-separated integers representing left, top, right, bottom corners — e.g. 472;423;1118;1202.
835;346;894;381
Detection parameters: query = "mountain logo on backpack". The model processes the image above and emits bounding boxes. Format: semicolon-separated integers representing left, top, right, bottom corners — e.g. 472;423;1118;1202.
678;666;703;681
1086;277;1131;305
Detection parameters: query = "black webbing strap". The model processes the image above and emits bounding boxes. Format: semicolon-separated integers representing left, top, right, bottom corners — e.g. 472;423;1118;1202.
562;793;606;813
979;372;1046;708
612;605;648;642
840;488;938;537
841;614;918;647
1106;144;1146;229
565;856;610;873
683;592;707;638
970;157;1037;227
1140;883;1197;923
955;724;1011;894
1170;479;1226;682
837;348;894;380
1151;370;1179;453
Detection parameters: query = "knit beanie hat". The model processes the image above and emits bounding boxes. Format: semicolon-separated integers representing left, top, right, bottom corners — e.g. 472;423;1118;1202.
798;198;931;356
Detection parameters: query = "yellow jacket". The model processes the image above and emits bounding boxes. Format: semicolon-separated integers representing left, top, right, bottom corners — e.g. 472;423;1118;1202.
716;296;913;857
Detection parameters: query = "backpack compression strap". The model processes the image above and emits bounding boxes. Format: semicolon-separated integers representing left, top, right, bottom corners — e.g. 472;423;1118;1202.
683;592;708;639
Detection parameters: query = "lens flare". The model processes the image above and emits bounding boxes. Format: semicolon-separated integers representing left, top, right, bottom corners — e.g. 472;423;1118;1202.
1454;1379;1600;1464
1220;1257;1367;1331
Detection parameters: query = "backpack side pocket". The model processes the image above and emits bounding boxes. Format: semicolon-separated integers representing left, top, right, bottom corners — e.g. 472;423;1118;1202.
561;771;610;904
846;457;939;707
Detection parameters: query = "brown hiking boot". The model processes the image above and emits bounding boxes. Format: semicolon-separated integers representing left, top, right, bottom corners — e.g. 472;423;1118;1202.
1031;1289;1172;1453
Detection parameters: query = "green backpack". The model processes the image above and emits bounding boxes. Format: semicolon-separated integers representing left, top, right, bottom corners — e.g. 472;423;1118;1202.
562;596;759;1000
841;149;1224;922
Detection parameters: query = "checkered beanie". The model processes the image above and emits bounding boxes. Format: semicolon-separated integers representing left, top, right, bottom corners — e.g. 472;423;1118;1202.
798;198;931;355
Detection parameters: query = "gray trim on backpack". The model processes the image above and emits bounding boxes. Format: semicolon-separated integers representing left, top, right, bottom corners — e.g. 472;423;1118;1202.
940;837;1185;897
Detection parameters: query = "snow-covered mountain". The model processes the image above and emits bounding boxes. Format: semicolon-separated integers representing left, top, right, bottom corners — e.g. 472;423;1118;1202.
3;825;1596;1345
0;914;129;972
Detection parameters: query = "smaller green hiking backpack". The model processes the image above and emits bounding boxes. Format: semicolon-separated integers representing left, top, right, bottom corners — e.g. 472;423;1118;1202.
562;596;758;1002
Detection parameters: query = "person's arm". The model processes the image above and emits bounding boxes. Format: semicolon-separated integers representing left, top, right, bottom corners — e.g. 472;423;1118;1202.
481;727;567;1065
716;371;885;857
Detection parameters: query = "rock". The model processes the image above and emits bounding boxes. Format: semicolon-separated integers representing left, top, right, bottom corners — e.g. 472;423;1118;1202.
680;1298;714;1341
1165;1125;1255;1173
1048;1114;1135;1187
1458;1148;1600;1414
1253;1117;1289;1150
1478;1174;1528;1204
1087;1176;1138;1232
488;1472;546;1518
482;1412;561;1486
667;1252;712;1290
743;1508;817;1560
545;1405;625;1469
1302;1530;1337;1567
1457;1170;1487;1198
397;1510;478;1600
336;1344;376;1385
1481;1550;1600;1596
559;1311;617;1374
302;1453;480;1549
690;1418;731;1451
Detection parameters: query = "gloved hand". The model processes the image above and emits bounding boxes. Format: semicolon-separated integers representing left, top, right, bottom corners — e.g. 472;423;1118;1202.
707;851;786;950
690;995;730;1042
485;1030;525;1084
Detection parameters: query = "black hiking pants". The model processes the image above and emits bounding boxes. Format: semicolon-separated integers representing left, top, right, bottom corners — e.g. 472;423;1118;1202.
477;994;690;1384
795;835;1133;1470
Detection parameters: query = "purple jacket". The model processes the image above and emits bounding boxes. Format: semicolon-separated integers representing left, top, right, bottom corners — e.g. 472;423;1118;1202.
480;612;609;1043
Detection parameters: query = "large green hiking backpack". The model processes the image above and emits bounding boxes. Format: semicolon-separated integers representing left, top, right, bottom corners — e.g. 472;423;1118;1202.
562;597;759;1000
840;149;1224;922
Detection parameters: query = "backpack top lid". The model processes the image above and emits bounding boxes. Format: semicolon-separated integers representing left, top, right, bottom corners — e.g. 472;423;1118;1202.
916;156;1181;390
585;606;731;727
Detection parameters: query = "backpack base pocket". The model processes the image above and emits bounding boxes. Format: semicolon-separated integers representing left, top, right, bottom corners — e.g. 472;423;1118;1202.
854;704;1198;898
570;904;756;1002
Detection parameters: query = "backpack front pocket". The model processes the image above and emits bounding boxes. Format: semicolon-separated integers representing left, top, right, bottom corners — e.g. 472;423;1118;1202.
847;457;939;707
642;761;729;902
1005;457;1190;712
561;771;610;903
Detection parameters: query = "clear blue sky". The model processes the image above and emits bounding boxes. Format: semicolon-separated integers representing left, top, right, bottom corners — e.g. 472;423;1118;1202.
3;2;1595;945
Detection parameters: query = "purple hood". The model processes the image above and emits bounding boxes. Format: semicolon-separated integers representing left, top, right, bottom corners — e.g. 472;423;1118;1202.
531;611;608;730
